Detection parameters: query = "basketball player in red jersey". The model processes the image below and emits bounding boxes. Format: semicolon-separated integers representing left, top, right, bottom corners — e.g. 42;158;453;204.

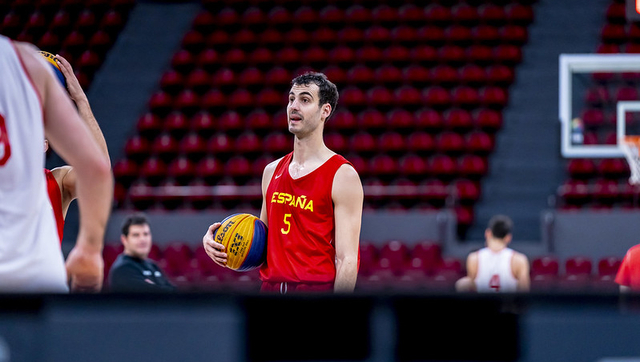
44;54;110;243
203;72;364;293
0;37;113;292
615;244;640;292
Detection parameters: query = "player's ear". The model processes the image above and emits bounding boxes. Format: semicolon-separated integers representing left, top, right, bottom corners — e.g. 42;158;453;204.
321;103;331;121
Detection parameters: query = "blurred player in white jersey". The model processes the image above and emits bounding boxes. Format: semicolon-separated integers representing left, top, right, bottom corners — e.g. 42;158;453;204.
0;35;112;292
455;215;530;293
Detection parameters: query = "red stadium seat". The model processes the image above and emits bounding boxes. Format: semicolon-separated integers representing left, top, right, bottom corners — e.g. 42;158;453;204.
235;132;262;155
598;256;622;277
531;256;560;277
366;86;394;110
167;156;196;186
139;158;168;186
445;24;473;45
164;112;189;139
263;132;290;155
173;90;200;116
598;158;629;179
386;108;414;130
452;3;478;26
402;64;430;88
422;86;451;110
458;154;488;179
399;154;428;179
407;132;436;155
394;86;422;110
435;131;466;155
466;131;495;155
324;132;348;154
350;132;377;155
347;65;375;86
478;3;506;26
378;132;405;156
424;3;452;26
415;108;444;131
368;154;398;178
151;133;180;162
450;86;480;109
113;159;138;187
429;154;457;180
374;65;403;87
486;64;515;86
196;156;223;185
565;256;593;276
557;179;590;207
458;63;487;86
378;240;410;273
206;133;234;156
567;158;597;180
357;108;386;131
179;132;206;160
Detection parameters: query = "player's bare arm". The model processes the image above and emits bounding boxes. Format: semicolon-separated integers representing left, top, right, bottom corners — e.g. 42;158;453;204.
455;251;478;292
49;54;110;216
332;164;363;293
512;252;530;292
17;41;113;292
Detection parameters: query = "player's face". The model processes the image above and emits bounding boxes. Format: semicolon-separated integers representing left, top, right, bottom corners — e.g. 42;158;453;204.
287;83;330;136
122;224;152;259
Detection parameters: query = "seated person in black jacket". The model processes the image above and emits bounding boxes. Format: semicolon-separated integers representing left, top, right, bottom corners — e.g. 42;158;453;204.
108;213;176;292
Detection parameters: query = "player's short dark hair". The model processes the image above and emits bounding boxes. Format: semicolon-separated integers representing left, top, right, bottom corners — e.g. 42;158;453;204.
291;72;339;120
121;213;149;236
488;215;513;239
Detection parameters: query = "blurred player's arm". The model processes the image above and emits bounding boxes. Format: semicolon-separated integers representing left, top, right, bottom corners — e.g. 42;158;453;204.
512;252;530;292
332;164;363;293
455;252;478;292
16;41;113;292
51;54;110;217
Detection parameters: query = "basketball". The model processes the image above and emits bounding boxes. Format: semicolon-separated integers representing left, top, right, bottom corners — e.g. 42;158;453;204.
213;213;267;271
39;51;66;88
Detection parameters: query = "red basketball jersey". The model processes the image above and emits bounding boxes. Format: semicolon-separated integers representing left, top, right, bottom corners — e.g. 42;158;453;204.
616;244;640;289
44;168;64;243
260;152;350;285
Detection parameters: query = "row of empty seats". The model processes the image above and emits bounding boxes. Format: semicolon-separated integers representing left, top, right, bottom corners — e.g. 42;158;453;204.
0;0;133;88
102;240;620;292
115;0;536;239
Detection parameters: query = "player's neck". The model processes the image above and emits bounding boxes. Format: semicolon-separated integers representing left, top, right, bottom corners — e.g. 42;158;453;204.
486;238;508;251
292;133;330;164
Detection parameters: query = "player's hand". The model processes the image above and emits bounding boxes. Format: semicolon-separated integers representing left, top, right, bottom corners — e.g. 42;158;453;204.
54;54;87;104
202;222;228;267
65;244;104;293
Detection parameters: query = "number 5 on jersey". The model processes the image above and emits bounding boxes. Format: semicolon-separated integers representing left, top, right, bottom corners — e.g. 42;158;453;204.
281;213;292;234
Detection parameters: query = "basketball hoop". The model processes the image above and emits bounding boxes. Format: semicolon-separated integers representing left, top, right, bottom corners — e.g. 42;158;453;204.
621;135;640;185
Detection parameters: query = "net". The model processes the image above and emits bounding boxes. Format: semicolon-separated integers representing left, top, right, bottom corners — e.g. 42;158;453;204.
621;135;640;184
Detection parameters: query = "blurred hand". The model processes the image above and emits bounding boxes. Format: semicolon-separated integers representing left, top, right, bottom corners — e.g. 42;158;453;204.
202;222;228;268
65;243;104;293
55;54;87;104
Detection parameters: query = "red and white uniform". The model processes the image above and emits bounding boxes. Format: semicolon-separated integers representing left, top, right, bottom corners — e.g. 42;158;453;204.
615;244;640;289
44;168;64;243
475;247;518;293
260;152;350;292
0;36;68;293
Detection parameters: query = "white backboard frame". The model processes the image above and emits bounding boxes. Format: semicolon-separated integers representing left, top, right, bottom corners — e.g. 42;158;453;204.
559;54;640;158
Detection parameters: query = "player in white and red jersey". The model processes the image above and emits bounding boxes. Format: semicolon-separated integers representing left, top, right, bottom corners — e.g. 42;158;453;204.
456;215;530;293
203;72;364;293
0;36;112;292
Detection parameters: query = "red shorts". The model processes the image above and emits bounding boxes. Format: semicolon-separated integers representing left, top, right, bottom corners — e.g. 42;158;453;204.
260;281;334;294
